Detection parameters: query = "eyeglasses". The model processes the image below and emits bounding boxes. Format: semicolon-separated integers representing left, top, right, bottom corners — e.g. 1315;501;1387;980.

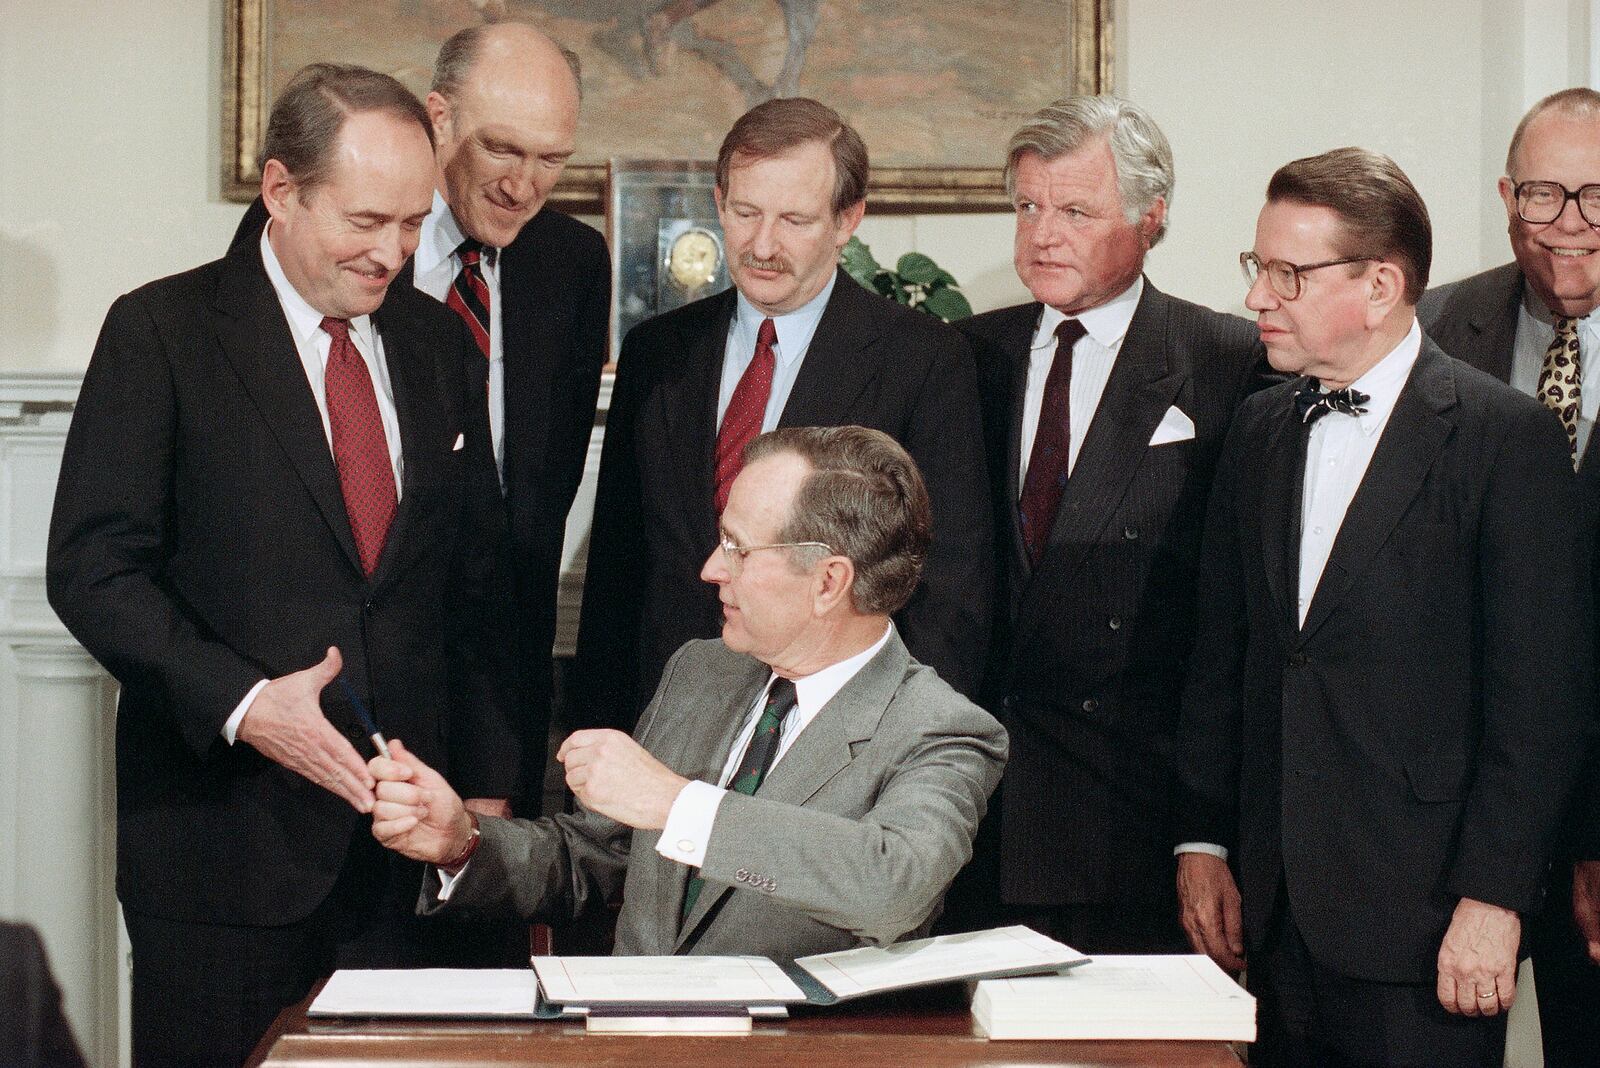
1240;251;1379;301
717;532;833;575
1512;181;1600;226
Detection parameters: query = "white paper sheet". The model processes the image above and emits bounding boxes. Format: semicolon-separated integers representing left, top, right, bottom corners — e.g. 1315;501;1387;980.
531;955;807;1006
795;925;1087;999
308;968;538;1017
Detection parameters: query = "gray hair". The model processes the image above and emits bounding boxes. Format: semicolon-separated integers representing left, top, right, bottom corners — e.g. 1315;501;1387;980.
1004;94;1175;247
1506;87;1600;177
431;23;583;104
742;426;931;616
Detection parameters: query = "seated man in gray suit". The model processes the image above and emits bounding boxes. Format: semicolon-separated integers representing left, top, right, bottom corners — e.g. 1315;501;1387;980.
369;426;1008;959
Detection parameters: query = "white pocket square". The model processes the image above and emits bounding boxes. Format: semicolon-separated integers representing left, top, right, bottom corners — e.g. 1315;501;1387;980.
1148;405;1195;446
452;433;465;451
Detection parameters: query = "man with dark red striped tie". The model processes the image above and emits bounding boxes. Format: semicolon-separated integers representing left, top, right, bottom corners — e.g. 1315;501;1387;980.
47;65;519;1068
573;97;993;736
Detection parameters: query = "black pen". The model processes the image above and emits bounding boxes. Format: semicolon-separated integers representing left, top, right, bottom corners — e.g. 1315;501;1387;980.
337;676;393;760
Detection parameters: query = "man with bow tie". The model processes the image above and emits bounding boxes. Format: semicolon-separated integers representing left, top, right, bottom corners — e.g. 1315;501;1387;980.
1174;147;1592;1068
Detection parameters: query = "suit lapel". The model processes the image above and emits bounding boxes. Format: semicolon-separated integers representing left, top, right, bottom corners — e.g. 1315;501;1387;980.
665;291;736;525
1014;287;1183;627
366;299;435;590
669;657;772;949
1258;391;1305;642
993;304;1041;585
1459;267;1523;383
1299;346;1456;640
778;271;882;428
212;245;364;576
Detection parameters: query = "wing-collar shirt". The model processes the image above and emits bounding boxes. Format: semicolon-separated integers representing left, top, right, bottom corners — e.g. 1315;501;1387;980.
1019;276;1143;488
716;271;838;431
1510;287;1600;463
225;224;405;743
413;192;506;484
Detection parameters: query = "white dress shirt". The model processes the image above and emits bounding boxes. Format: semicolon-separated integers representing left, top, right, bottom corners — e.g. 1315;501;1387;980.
1019;276;1143;487
1296;321;1421;626
224;226;406;744
716;272;837;432
413;192;507;483
1177;321;1422;861
434;624;895;899
1509;289;1600;463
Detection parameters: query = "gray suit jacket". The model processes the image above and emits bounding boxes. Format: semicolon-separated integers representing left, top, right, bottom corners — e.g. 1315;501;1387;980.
420;629;1008;960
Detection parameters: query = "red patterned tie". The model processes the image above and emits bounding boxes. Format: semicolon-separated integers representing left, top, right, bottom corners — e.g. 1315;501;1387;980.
321;317;397;576
445;239;491;374
713;317;777;514
1018;318;1087;566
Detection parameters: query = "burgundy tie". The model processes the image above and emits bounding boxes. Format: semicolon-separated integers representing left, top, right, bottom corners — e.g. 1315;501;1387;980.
1018;318;1088;566
446;239;492;373
714;317;777;514
321;317;397;576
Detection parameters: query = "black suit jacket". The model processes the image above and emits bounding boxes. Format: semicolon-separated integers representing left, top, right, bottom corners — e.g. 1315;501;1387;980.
231;198;609;802
1176;338;1593;982
46;236;520;926
959;284;1262;908
573;269;994;728
0;923;86;1068
1420;264;1600;862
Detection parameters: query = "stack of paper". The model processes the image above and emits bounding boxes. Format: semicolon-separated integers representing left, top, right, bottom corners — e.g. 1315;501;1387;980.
971;954;1255;1041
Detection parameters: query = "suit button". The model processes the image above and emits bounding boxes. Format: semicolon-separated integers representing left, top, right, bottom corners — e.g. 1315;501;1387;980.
1287;652;1308;667
345;725;364;742
735;868;749;882
1001;695;1018;713
1124;525;1139;540
1082;698;1099;714
1108;616;1121;630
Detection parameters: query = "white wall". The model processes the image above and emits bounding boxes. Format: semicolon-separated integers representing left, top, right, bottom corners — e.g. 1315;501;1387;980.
6;1;1590;376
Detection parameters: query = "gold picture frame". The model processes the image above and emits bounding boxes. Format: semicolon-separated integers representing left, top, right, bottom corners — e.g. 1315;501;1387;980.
223;0;1111;214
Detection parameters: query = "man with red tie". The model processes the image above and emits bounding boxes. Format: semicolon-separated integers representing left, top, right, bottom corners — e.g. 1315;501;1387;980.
47;65;519;1068
573;97;993;732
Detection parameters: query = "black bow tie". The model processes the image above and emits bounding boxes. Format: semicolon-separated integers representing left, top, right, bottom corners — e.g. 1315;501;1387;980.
1293;380;1370;425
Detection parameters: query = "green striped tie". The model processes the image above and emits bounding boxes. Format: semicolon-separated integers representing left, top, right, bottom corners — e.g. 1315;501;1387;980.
680;677;798;923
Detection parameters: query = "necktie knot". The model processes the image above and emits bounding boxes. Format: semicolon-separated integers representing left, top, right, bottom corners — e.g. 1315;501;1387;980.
1054;318;1087;349
757;316;777;350
1294;380;1370;425
320;316;351;343
456;239;485;270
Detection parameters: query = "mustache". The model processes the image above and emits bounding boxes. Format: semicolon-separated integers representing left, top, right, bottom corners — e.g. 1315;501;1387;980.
739;252;791;274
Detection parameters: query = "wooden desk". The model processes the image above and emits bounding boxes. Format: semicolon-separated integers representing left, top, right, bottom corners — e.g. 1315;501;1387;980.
249;984;1244;1068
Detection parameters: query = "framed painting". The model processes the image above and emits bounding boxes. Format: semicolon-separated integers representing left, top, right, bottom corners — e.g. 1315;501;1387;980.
224;0;1111;213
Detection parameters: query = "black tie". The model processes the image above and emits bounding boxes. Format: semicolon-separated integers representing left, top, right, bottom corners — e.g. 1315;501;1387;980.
1293;379;1370;425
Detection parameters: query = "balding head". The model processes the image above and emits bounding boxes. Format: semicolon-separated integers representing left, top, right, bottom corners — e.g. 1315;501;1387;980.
427;22;581;247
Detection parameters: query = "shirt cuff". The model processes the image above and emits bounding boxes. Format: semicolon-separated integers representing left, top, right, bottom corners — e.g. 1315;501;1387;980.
435;859;471;901
655;780;727;868
1175;842;1229;860
223;679;270;745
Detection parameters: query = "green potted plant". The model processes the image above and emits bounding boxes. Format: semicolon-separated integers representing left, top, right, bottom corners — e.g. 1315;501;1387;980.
840;236;973;322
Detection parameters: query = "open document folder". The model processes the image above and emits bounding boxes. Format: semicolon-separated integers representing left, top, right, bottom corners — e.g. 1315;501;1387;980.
531;925;1087;1017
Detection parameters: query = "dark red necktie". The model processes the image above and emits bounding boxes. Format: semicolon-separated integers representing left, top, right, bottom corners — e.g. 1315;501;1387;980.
1018;318;1088;566
321;317;397;576
714;317;777;514
446;239;491;373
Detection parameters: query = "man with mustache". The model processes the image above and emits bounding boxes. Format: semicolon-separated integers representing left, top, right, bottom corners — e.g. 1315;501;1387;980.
48;65;519;1066
572;97;992;732
1419;86;1600;1067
